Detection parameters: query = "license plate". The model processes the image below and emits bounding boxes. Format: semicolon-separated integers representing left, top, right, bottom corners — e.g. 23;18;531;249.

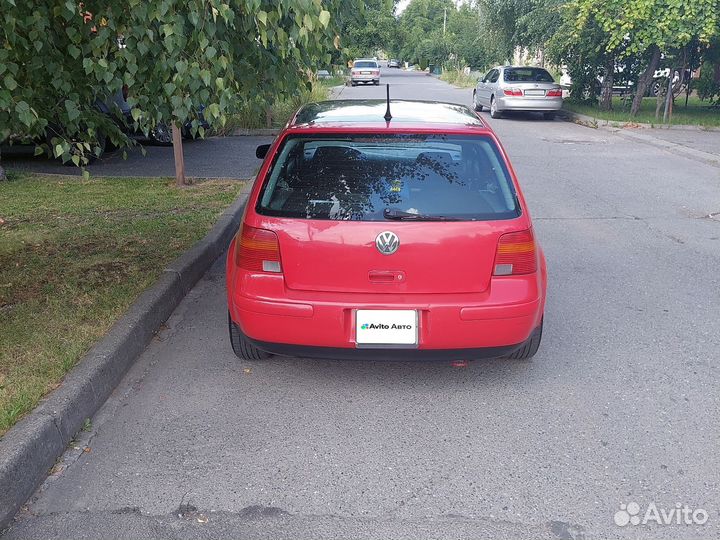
356;310;418;347
524;89;545;96
361;71;371;74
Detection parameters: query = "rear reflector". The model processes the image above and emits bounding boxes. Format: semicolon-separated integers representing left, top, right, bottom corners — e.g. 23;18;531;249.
493;229;537;275
235;225;282;273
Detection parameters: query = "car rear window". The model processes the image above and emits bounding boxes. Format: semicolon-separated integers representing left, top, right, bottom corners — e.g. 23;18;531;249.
256;134;520;221
353;61;378;68
504;68;554;83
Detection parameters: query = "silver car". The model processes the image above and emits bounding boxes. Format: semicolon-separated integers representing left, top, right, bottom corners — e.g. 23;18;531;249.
472;66;563;120
350;59;380;86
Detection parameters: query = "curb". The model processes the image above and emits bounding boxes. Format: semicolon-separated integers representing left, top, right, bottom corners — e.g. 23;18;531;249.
0;189;250;530
560;109;720;132
560;110;720;169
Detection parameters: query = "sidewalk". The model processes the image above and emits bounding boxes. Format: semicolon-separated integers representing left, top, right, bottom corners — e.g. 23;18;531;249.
562;110;720;168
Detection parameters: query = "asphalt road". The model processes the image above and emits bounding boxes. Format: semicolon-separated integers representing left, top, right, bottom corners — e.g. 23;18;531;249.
4;68;720;540
3;135;271;179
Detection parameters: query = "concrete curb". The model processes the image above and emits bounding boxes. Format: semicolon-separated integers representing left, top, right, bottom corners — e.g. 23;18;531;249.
0;189;250;530
560;109;720;132
560;110;720;169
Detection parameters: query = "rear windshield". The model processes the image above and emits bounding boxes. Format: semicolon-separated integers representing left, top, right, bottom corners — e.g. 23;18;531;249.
353;61;378;68
256;134;520;222
504;68;554;83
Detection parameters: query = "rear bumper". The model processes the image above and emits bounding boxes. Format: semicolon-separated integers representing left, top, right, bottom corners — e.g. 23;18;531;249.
227;270;545;357
351;75;379;82
496;96;563;112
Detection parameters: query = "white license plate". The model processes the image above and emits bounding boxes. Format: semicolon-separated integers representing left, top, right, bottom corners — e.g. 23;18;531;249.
524;89;545;96
361;71;371;74
356;310;418;347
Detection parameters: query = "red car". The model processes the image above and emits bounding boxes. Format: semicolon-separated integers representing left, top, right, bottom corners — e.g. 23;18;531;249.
226;100;547;361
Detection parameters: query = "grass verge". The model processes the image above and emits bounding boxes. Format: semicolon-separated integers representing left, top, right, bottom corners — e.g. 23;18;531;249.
564;96;720;128
440;69;479;89
0;174;244;435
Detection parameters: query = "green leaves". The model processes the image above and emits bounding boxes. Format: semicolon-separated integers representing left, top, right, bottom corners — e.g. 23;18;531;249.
2;0;360;169
3;75;17;91
15;101;34;127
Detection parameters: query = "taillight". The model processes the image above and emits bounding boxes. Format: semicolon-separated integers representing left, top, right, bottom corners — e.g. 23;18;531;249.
546;88;562;97
235;225;282;273
493;229;537;276
503;88;523;96
373;70;380;75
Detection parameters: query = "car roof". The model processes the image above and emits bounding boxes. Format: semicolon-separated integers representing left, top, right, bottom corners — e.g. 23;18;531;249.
289;100;487;131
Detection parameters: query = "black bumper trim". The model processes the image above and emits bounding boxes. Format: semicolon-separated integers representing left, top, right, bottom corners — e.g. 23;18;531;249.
246;337;523;362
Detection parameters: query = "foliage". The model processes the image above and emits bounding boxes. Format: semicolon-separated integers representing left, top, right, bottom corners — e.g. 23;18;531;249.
439;69;479;88
696;41;720;105
218;81;330;131
397;0;454;66
339;0;397;60
0;0;358;166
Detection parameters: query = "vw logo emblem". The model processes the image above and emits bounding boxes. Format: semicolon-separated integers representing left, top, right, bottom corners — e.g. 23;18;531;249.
375;231;399;255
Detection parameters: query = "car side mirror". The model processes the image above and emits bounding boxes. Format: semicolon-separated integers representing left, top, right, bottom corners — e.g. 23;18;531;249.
255;144;271;159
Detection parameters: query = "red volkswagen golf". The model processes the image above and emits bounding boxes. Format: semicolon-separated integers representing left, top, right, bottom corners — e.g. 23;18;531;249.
226;100;547;361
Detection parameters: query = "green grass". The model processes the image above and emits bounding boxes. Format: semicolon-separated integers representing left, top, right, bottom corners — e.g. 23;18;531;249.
319;75;347;88
440;69;479;89
0;174;244;435
219;82;331;132
564;96;720;127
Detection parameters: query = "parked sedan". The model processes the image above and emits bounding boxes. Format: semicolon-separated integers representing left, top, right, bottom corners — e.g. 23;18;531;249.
350;59;380;86
226;100;547;362
473;66;563;120
388;59;400;68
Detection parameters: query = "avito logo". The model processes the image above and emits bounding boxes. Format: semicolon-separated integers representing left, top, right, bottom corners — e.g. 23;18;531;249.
360;323;412;330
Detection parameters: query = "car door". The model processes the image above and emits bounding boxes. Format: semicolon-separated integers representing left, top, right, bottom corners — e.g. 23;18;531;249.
485;69;500;104
477;69;494;105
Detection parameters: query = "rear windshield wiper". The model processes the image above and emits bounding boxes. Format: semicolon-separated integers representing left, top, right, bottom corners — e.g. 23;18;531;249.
383;208;462;221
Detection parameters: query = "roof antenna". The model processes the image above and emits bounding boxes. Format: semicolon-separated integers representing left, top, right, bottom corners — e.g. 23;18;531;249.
384;83;392;122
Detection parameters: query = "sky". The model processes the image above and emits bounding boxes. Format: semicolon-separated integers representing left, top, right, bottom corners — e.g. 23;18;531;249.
395;0;411;14
395;0;464;15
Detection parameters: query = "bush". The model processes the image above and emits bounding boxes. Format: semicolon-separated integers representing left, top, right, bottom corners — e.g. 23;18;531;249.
696;61;720;106
218;82;330;132
440;69;479;88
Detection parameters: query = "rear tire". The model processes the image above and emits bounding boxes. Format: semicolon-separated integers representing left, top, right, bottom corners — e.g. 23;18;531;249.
505;318;543;360
228;312;270;361
490;97;502;119
374;80;380;86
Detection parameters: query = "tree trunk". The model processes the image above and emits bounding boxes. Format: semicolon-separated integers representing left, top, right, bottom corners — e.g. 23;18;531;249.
599;57;615;111
631;45;661;117
0;147;5;181
172;123;186;186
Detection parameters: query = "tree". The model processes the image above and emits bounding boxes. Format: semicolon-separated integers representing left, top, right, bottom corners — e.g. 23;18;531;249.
0;0;357;180
340;0;397;60
573;0;720;115
398;0;454;65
